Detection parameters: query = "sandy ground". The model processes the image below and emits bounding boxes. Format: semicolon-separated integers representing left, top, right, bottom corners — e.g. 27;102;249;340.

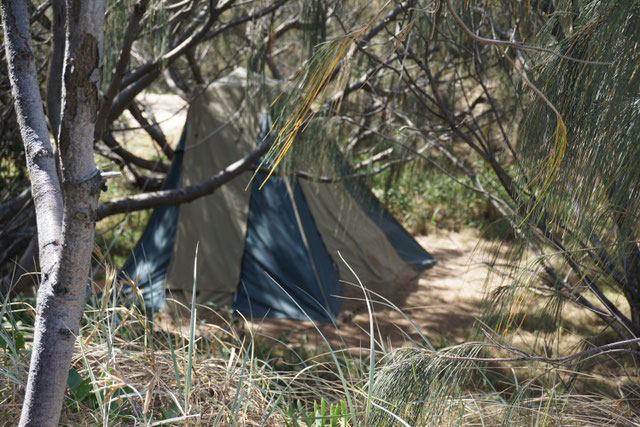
245;229;498;352
118;93;188;156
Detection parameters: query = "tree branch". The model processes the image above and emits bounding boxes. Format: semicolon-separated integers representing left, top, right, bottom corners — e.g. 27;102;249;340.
97;139;272;219
102;132;170;173
45;0;64;141
127;101;174;160
14;1;105;424
107;0;227;125
202;0;290;42
444;0;611;65
95;0;150;139
0;187;31;224
0;0;63;277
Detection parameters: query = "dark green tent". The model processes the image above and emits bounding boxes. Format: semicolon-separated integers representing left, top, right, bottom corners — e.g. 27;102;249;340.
121;69;435;322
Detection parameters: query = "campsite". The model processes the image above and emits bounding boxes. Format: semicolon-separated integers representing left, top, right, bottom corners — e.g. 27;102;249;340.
0;1;639;425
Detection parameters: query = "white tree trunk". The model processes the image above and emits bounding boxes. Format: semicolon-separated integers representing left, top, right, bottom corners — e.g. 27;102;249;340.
1;1;104;425
0;0;63;283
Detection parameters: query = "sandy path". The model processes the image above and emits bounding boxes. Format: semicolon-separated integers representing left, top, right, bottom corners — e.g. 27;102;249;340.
118;93;188;156
247;230;496;352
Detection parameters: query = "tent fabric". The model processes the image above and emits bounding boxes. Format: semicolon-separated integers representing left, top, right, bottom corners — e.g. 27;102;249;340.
298;179;418;292
317;145;436;272
119;128;186;309
234;174;342;322
119;68;435;321
337;159;436;272
164;73;259;308
296;145;435;291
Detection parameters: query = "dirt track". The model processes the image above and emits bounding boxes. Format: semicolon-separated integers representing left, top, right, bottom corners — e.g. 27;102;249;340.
247;230;497;352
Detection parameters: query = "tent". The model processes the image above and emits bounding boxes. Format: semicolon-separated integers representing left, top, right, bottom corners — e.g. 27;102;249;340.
120;70;435;323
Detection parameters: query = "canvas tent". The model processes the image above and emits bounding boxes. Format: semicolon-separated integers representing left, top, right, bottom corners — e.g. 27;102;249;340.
120;69;435;323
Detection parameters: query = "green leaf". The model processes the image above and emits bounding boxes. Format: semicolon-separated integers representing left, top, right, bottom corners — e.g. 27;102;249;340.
67;368;83;392
0;330;23;352
162;401;180;420
0;333;8;350
13;331;24;351
67;368;92;402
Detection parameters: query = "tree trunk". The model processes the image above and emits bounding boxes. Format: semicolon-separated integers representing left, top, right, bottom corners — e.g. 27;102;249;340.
46;0;65;142
0;0;63;282
1;1;104;425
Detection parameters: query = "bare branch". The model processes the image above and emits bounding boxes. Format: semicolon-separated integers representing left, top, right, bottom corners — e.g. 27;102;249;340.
101;133;170;173
0;0;63;276
107;0;229;124
0;187;31;224
97;139;272;220
202;0;291;42
127;101;174;160
443;0;611;66
95;0;150;139
45;0;64;141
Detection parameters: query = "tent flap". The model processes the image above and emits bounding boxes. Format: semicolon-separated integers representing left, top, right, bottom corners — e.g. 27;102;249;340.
118;127;187;311
164;76;258;307
233;174;342;322
332;146;436;271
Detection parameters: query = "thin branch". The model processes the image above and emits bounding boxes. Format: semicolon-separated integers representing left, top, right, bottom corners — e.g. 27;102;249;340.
46;0;64;142
95;0;150;139
127;101;175;160
202;0;291;42
101;133;170;173
107;0;229;125
443;0;611;66
0;188;30;224
96;139;272;220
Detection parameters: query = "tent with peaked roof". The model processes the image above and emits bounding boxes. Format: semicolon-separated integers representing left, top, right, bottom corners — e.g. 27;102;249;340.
120;69;435;323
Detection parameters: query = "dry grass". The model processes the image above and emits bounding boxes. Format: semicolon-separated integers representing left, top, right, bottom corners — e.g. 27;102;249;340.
1;239;639;425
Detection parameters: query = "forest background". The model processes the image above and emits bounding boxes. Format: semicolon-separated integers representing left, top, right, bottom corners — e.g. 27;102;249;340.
0;0;639;425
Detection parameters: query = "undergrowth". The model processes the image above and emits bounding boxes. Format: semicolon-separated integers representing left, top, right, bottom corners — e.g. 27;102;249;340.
372;156;513;238
1;266;638;426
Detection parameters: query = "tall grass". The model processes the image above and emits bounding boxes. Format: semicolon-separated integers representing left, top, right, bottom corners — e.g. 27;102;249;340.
0;261;638;426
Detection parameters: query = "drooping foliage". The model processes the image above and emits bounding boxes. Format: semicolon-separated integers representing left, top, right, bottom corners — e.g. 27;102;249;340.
265;0;640;341
492;1;640;335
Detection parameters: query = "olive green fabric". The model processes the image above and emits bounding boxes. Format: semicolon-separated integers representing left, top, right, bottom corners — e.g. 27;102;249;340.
164;70;259;308
299;178;418;293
